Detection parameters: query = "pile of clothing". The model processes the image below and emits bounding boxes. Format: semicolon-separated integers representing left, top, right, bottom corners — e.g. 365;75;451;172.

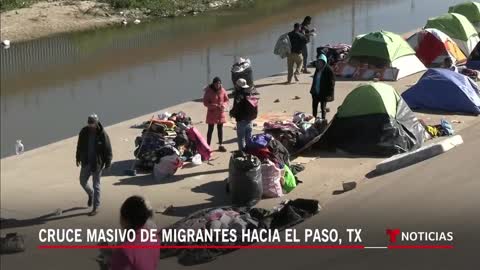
133;112;211;177
316;43;351;66
264;112;329;153
420;119;455;139
160;199;320;266
243;134;304;197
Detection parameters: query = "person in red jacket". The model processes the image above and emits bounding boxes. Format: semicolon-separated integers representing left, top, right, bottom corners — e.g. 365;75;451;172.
203;77;229;152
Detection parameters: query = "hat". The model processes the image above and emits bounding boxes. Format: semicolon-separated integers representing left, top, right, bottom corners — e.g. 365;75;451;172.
236;78;250;89
212;77;222;84
317;54;328;64
87;114;99;124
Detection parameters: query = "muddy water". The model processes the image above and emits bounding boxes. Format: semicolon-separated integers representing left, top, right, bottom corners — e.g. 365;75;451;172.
0;0;461;157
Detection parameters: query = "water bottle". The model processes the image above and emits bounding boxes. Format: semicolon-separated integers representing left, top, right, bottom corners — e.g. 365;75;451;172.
15;140;24;155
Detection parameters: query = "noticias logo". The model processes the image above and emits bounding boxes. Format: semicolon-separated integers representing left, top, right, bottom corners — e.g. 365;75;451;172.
386;229;454;243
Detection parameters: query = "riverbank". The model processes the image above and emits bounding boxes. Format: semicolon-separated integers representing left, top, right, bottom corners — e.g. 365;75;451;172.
0;0;244;42
1;65;480;268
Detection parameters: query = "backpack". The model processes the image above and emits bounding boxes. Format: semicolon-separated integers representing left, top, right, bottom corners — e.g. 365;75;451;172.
274;33;291;59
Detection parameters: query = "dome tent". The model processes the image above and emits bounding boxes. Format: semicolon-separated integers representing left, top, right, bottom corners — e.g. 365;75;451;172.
343;31;426;80
319;83;426;156
425;13;480;55
402;69;480;115
449;1;480;32
407;28;467;67
466;41;480;69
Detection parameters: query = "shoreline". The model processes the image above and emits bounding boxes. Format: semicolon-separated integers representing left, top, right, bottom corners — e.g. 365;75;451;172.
0;0;243;42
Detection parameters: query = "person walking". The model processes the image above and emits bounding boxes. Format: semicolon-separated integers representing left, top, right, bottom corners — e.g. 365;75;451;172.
76;114;112;216
203;77;229;152
310;54;335;120
230;79;258;150
287;23;308;83
111;195;159;270
300;16;315;74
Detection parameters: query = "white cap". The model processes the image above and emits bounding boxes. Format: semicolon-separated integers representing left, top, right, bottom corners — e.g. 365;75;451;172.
236;78;250;89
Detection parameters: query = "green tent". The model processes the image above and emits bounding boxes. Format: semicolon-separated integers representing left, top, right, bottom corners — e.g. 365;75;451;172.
320;82;425;156
348;31;416;62
425;13;477;41
337;83;399;118
449;1;480;23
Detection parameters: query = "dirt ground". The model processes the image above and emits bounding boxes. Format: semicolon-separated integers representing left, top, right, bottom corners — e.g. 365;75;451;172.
0;1;127;42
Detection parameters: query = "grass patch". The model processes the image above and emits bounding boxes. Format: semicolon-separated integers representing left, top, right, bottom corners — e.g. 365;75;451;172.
104;0;251;17
0;0;38;12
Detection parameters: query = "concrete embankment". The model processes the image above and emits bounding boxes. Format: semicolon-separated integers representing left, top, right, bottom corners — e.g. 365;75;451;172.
1;67;479;268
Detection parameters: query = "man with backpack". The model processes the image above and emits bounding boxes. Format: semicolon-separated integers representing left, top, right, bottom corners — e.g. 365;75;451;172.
230;79;259;151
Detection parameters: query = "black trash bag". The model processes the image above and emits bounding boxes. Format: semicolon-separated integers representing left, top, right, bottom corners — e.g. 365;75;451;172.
228;151;263;207
231;59;254;88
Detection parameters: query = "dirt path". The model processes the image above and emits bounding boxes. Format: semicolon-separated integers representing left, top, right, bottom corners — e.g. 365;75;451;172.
1;1;127;42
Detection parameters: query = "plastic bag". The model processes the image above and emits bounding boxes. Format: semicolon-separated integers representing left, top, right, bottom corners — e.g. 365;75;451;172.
261;160;283;198
228;151;263;206
192;154;202;166
282;165;297;193
153;154;182;181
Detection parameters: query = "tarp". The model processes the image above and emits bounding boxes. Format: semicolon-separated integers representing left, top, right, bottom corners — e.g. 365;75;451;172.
402;68;480;115
349;31;416;62
320;82;425;156
407;28;467;66
449;2;480;23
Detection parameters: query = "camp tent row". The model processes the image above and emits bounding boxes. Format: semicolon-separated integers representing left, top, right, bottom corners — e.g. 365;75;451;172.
316;74;479;157
335;2;480;81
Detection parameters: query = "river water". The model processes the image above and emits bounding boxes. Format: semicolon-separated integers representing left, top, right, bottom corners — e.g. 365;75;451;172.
0;0;462;157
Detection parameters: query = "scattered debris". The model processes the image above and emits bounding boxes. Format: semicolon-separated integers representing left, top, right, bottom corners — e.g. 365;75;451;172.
452;120;462;124
134;19;141;24
293;96;301;100
158;205;174;215
274;99;280;103
121;19;127;25
342;181;357;192
2;40;11;49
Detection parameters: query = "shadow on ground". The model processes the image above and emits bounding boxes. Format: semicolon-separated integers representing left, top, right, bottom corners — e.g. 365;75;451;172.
113;168;229;186
1;207;90;229
160;180;229;217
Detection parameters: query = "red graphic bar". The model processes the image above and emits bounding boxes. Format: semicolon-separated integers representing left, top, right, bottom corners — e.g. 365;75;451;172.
388;245;454;249
38;245;365;249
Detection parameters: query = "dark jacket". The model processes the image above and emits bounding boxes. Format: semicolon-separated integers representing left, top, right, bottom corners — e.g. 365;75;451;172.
76;122;112;171
230;91;258;122
310;65;335;102
288;31;308;54
300;24;313;43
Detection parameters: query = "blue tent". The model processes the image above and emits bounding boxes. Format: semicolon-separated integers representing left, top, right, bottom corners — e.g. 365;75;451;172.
402;68;480;115
467;42;480;70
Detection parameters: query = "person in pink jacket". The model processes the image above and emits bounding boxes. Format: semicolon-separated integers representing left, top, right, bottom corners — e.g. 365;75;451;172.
203;77;229;152
110;196;159;270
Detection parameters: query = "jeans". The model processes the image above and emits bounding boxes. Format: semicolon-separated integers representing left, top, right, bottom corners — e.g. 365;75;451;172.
207;124;223;146
302;45;308;70
287;53;303;82
312;96;327;119
236;120;253;150
79;165;101;208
